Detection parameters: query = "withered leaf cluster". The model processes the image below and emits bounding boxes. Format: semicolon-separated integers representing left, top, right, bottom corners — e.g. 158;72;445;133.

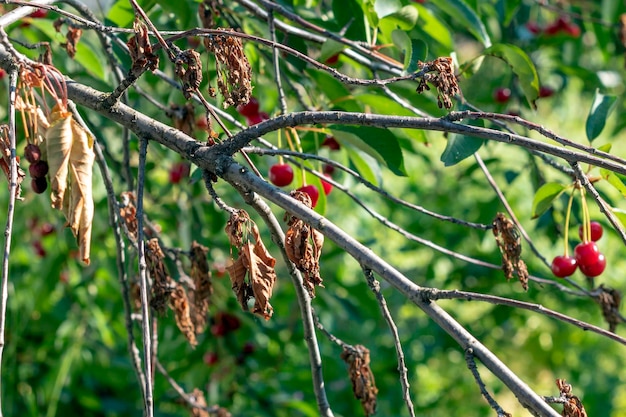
556;379;587;417
186;388;232;417
204;29;252;108
147;238;175;314
594;285;623;332
127;18;159;75
285;190;324;297
189;241;214;334
340;345;378;417
0;125;26;198
176;49;203;99
119;191;138;240
145;239;214;347
415;57;460;109
492;212;528;290
53;19;82;59
225;210;277;320
46;105;95;265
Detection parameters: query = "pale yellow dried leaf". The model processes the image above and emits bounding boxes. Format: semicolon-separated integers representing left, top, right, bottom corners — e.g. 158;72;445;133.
46;106;73;209
250;221;276;268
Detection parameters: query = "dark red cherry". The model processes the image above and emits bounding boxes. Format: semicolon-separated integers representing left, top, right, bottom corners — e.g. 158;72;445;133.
269;164;294;187
578;253;606;277
551;255;577;278
297;185;320;207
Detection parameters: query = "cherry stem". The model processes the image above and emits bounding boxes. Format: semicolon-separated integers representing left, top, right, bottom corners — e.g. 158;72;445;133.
580;186;590;242
563;188;575;257
277;130;284;164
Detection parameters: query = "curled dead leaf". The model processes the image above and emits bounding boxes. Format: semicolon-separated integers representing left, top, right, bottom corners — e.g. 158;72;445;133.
340;345;378;416
146;238;174;314
170;282;197;347
189;241;213;333
0;125;25;199
556;379;587;417
285;191;324;297
120;191;138;240
175;49;203;99
492;213;528;290
46;105;73;209
127;18;159;75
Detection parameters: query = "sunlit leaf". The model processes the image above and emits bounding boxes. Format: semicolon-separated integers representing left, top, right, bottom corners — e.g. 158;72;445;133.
586;89;617;142
600;168;626;197
531;182;566;219
440;134;483;166
429;0;491;47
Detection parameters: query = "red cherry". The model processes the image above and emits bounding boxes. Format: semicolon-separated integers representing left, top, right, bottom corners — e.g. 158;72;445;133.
40;222;55;236
246;111;269;126
551;255;578;278
242;341;255;355
324;54;339;66
578;222;603;242
525;22;541;35
574;242;601;266
187;36;201;49
269;163;294;187
31;177;47;194
564;23;581;37
297;185;320;207
29;9;48;18
493;87;511;103
321;175;333;195
538;86;554;98
195;116;209;130
0;69;5;80
32;240;46;257
578;253;606;277
321;136;341;151
323;164;335;175
24;144;42;163
204;352;219;366
237;97;260;117
169;162;190;184
29;160;49;178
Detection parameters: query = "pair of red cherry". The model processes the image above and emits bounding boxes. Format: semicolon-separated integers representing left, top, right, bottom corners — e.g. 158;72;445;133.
269;163;332;207
551;222;606;278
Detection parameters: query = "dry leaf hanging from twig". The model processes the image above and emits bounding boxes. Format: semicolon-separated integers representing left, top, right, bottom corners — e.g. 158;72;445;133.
492;212;528;290
285;190;324;297
189;241;213;334
341;345;378;416
170;282;198;347
45;104;95;264
224;210;277;319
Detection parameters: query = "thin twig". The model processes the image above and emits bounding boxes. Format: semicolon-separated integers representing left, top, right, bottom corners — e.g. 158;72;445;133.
474;153;551;267
0;67;18;417
68;103;147;397
465;348;513;417
268;10;288;115
362;268;416;417
422;287;626;346
136;136;154;417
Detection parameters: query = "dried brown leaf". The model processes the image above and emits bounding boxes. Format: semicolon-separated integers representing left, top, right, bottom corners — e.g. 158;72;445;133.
242;243;276;320
170;103;196;137
226;255;250;311
120;191;138;239
198;0;220;29
189;241;213;333
250;221;276;268
556;379;587;417
285;194;324;297
340;345;378;416
204;29;252;108
170;282;197;347
0;125;25;199
147;238;174;314
127;18;159;75
595;285;623;332
415;57;460;109
225;209;249;248
189;388;209;417
175;49;203;99
492;212;528;290
62;27;82;58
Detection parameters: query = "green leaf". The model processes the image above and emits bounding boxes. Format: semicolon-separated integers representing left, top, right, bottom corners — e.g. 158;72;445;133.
429;0;491;47
600;168;626;197
598;143;612;153
106;0;156;27
440;134;483;166
379;5;419;33
586;89;617;141
374;0;402;18
612;207;626;228
413;4;453;51
483;43;540;108
320;39;345;62
390;30;425;72
346;147;381;186
331;125;406;176
74;42;106;81
531;182;566;219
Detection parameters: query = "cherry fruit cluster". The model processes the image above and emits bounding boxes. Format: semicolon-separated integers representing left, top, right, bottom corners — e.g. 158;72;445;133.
24;143;49;193
551;221;606;278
